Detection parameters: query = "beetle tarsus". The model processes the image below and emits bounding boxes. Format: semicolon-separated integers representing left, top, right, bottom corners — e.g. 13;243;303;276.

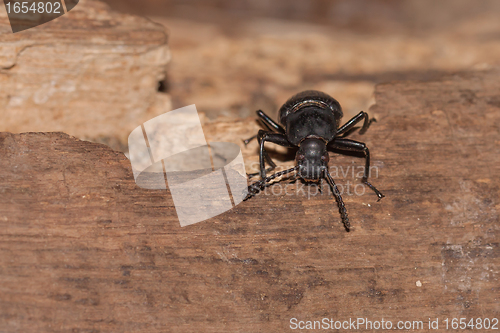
247;166;275;180
363;179;385;201
243;135;257;146
244;180;265;200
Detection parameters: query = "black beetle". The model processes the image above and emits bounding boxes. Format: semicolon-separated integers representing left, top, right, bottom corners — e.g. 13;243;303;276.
244;90;384;231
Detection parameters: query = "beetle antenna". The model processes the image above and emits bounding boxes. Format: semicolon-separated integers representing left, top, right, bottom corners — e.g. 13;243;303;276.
324;169;350;231
244;166;299;200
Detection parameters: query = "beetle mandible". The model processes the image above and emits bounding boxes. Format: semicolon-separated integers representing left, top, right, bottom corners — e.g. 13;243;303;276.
243;90;384;231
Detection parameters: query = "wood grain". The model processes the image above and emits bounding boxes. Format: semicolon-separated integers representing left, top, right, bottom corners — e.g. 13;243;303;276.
0;69;499;332
0;0;170;150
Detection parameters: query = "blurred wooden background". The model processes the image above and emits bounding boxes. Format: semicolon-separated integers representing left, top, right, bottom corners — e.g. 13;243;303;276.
1;0;500;150
102;0;500;122
0;1;499;332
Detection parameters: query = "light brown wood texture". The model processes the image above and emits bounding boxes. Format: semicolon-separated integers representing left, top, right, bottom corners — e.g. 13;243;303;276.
0;0;170;150
0;69;499;332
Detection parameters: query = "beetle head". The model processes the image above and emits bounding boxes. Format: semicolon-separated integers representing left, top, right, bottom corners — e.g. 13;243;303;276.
295;138;329;181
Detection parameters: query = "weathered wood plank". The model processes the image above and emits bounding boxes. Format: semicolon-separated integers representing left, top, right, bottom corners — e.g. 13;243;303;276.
0;0;170;150
0;69;499;332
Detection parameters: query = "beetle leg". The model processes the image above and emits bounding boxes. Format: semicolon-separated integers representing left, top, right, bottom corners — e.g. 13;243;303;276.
329;138;385;200
337;111;375;137
248;129;293;179
256;110;286;134
243;110;286;145
244;130;278;179
324;169;350;231
246;167;274;179
243;134;258;145
257;129;277;175
258;130;294;179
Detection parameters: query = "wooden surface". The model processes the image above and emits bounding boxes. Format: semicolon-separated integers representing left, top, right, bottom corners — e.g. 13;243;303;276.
0;0;170;150
144;6;500;122
1;69;499;332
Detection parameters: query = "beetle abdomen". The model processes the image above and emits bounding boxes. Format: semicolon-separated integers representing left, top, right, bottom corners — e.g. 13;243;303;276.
278;90;343;125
